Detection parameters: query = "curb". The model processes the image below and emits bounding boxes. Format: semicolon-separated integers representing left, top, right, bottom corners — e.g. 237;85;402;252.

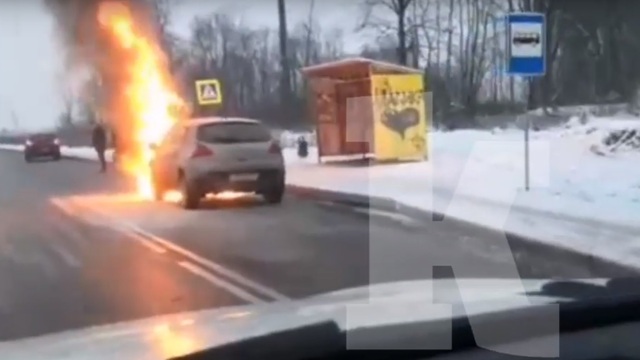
286;184;640;277
285;184;397;211
427;186;640;235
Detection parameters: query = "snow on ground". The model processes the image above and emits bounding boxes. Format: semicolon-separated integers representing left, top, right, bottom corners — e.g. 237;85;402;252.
286;116;640;227
281;115;640;268
2;115;640;268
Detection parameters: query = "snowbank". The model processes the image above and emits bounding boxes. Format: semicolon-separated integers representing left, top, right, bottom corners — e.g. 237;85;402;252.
286;124;640;228
283;116;640;269
528;103;629;117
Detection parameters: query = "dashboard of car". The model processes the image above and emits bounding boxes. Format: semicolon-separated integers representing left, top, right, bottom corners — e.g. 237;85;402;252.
430;321;640;360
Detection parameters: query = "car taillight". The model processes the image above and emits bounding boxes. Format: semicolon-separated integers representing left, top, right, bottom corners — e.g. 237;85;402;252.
191;143;213;158
268;141;281;154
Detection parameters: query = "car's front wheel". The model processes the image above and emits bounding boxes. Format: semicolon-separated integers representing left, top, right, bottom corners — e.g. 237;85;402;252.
24;154;32;163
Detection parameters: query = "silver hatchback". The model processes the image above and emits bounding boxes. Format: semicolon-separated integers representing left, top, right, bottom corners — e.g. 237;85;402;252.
150;117;285;209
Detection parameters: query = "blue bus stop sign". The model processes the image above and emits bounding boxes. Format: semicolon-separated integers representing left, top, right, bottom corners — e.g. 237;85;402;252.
506;12;545;77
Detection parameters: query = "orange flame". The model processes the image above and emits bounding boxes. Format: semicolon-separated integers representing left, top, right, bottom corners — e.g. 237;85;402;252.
97;1;184;199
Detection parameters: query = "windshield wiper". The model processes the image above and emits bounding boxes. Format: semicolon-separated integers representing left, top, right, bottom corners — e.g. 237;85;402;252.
168;321;344;360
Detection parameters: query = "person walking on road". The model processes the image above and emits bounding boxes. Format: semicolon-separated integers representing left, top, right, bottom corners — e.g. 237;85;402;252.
92;122;107;173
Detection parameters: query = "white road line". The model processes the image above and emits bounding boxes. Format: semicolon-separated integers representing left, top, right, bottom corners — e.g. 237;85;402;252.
50;198;75;217
178;261;265;304
48;242;82;268
51;197;167;254
129;225;291;302
61;196;291;302
112;222;167;254
130;233;168;253
49;212;89;251
50;197;107;227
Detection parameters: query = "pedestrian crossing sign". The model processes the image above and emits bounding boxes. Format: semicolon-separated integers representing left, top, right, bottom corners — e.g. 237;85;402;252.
195;79;222;105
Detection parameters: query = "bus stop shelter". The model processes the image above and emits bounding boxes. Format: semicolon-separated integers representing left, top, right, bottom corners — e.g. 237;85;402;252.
301;57;428;163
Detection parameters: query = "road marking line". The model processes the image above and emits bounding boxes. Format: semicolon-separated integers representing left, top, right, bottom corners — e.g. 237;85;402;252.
178;261;265;304
49;212;89;251
51;197;167;254
120;227;167;254
50;198;77;217
48;242;82;268
128;225;291;302
50;197;108;227
59;196;291;302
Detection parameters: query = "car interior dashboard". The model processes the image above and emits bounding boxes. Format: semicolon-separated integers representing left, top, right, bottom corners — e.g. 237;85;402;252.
169;279;640;360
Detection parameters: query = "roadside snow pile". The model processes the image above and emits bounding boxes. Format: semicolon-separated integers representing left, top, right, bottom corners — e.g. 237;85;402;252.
529;103;628;117
601;126;640;153
551;114;640;156
284;117;640;226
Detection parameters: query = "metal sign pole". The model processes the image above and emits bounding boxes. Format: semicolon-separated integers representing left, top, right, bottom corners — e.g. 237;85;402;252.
524;115;530;191
506;12;545;192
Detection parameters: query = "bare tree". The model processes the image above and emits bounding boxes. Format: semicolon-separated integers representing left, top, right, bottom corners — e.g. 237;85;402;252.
57;87;75;129
181;9;343;127
358;0;415;65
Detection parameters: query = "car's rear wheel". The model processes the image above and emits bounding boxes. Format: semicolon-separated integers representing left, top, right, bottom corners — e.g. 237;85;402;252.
24;154;32;163
263;183;285;204
179;175;199;210
53;153;61;161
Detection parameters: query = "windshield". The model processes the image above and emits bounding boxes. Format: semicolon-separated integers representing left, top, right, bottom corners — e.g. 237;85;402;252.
197;122;272;143
1;0;639;358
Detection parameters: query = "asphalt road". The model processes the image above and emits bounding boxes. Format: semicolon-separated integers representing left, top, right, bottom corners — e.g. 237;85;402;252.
0;149;636;342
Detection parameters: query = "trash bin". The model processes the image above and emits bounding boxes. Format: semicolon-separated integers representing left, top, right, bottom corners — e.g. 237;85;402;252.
297;136;308;158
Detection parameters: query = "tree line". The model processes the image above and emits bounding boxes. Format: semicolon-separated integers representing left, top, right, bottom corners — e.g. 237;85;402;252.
56;0;640;131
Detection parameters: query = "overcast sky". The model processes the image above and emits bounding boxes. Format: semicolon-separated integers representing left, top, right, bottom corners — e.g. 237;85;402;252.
0;0;371;132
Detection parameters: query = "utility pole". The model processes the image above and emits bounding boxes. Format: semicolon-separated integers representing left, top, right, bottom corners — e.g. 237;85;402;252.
277;0;291;117
10;110;19;131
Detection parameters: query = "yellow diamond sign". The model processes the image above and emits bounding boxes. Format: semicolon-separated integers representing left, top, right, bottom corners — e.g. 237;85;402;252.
195;79;222;105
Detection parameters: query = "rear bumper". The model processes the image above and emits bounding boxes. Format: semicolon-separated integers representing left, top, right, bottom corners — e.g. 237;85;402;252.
191;169;285;195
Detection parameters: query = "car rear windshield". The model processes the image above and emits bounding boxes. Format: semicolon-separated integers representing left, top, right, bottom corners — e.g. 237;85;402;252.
196;122;272;144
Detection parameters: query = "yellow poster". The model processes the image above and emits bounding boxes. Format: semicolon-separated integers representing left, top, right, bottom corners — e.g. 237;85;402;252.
370;74;428;161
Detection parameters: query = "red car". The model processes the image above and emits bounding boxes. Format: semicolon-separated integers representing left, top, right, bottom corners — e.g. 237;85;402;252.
24;133;61;162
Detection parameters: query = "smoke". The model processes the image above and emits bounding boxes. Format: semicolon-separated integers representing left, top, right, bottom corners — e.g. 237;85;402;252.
44;0;99;74
44;0;159;65
44;0;174;176
43;0;163;123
